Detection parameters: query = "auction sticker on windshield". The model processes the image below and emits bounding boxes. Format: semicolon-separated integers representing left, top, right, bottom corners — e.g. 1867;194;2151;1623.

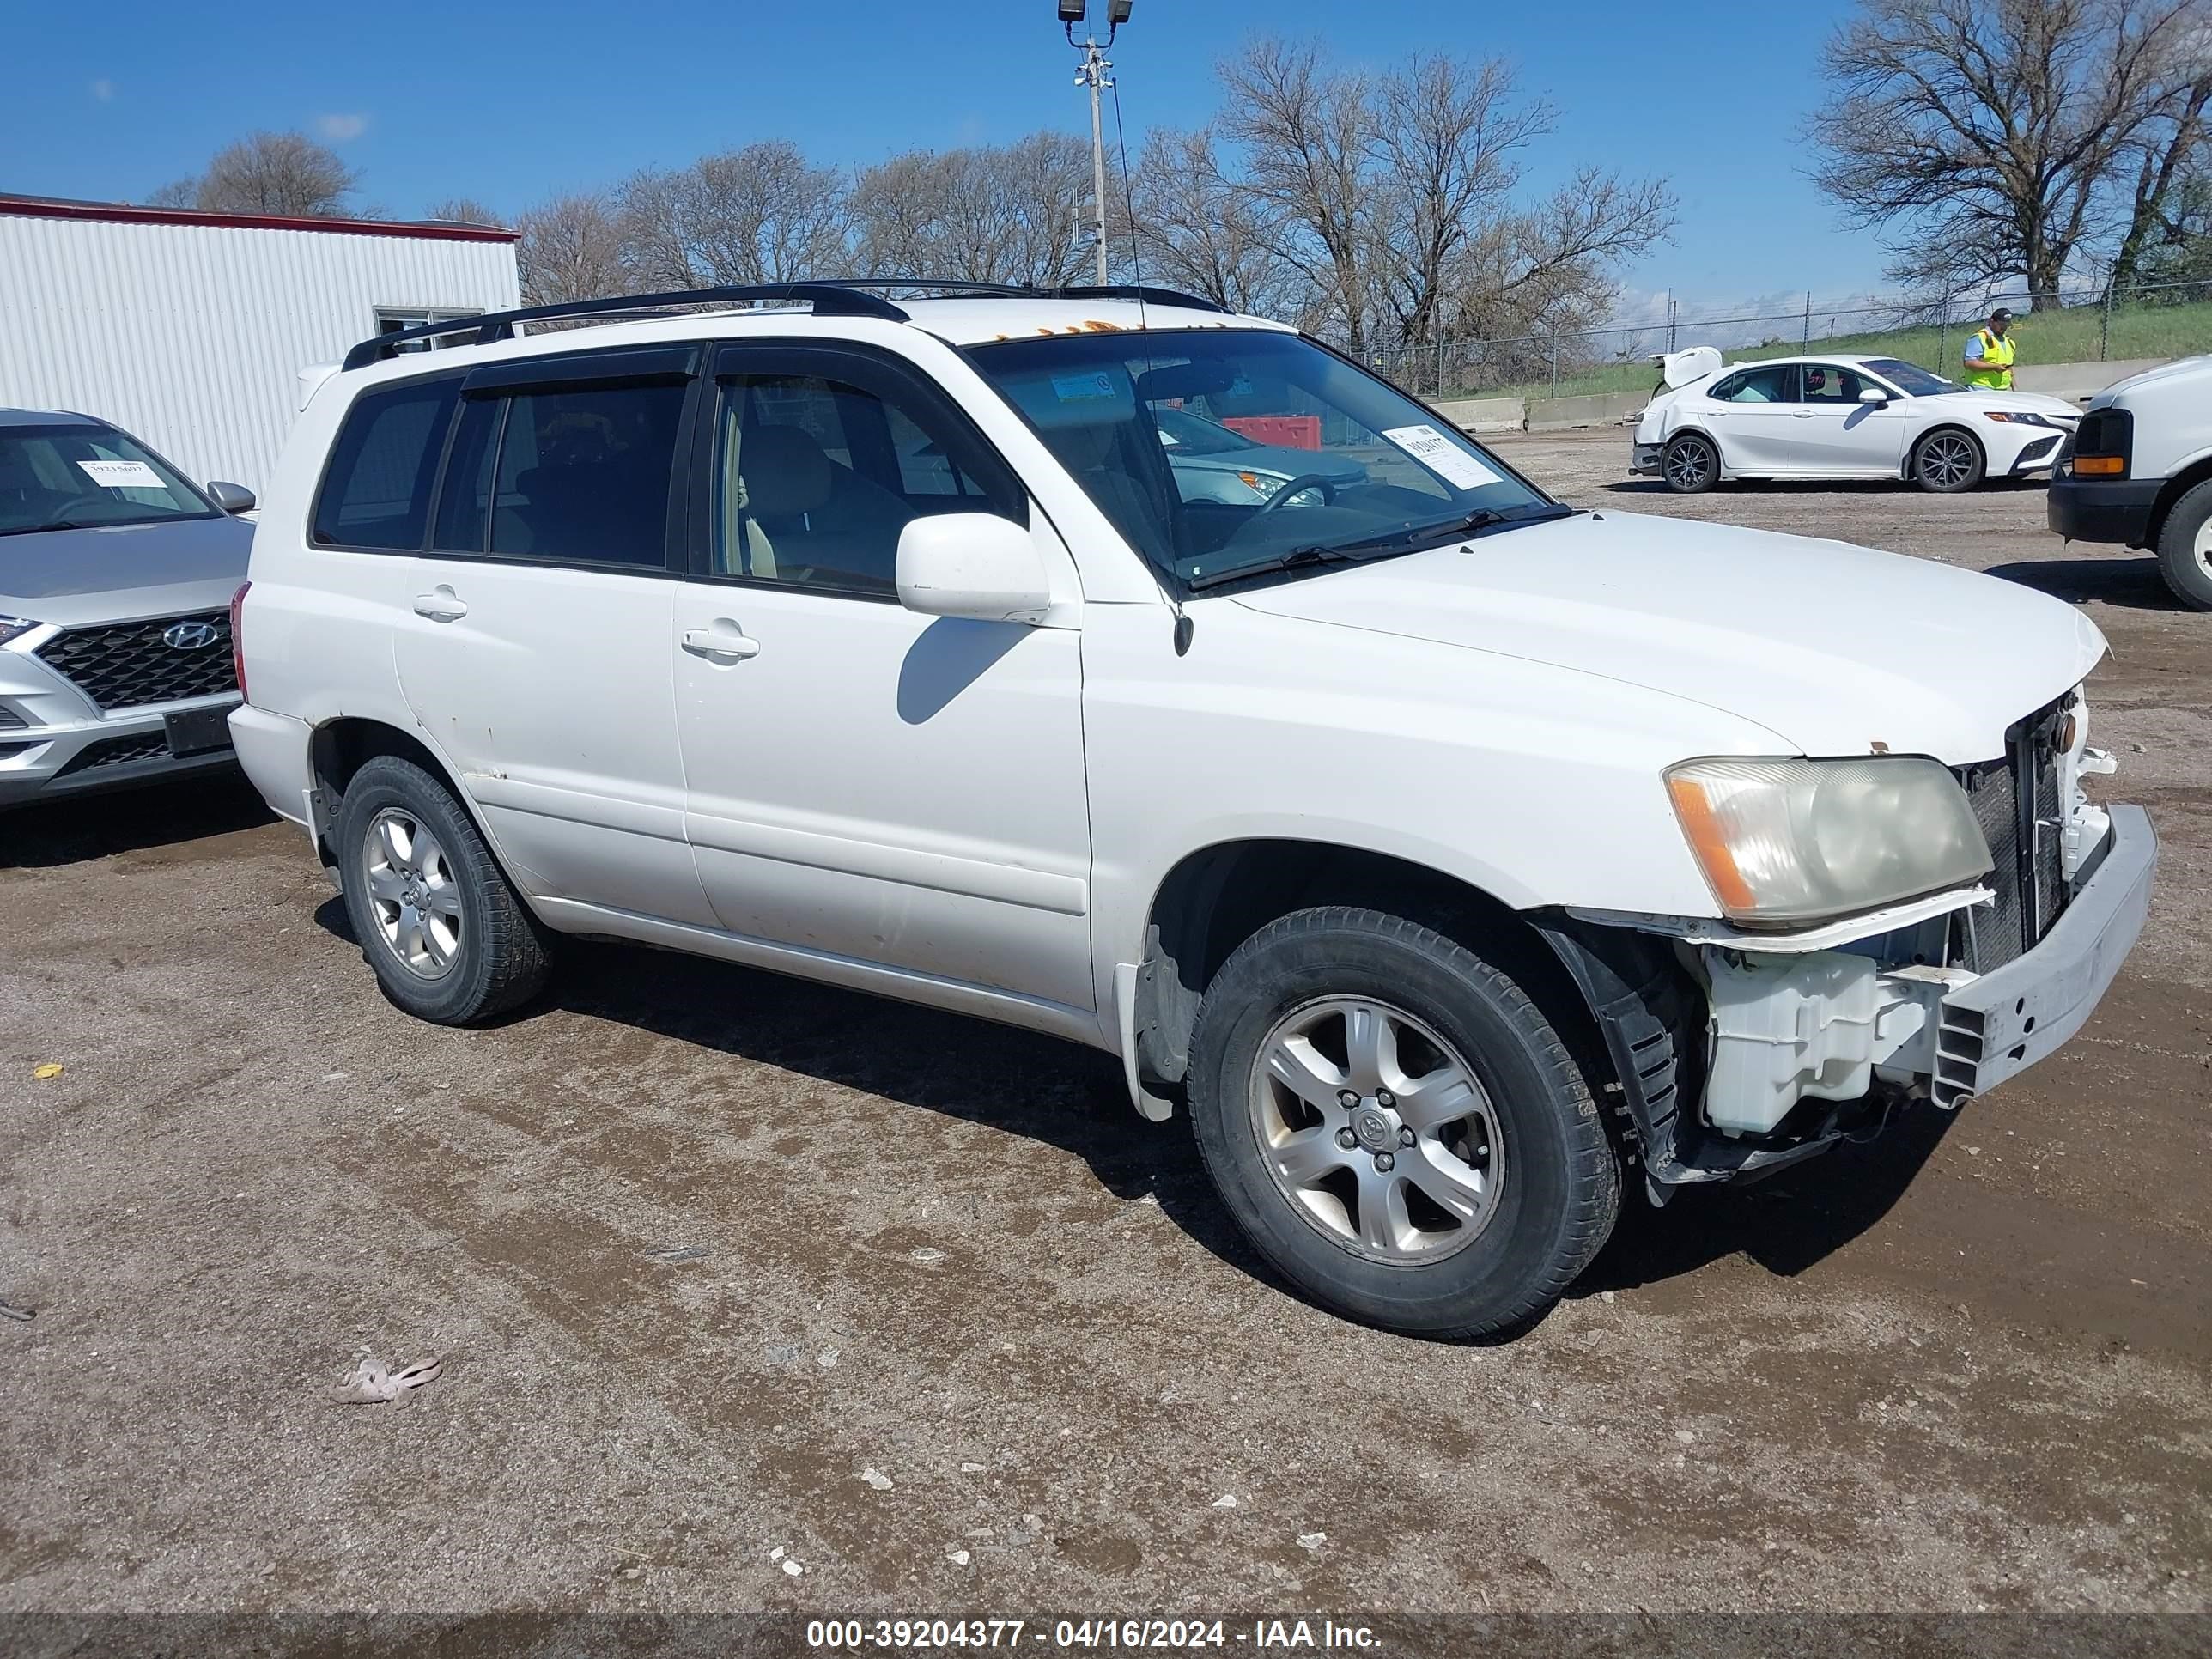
76;459;166;489
1382;424;1501;491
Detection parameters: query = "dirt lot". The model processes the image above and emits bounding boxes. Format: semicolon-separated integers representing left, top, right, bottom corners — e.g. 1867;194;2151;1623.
3;431;2209;1629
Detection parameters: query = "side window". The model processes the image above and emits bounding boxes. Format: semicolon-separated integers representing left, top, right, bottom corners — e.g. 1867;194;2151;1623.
1708;366;1794;404
1797;365;1865;404
709;360;1019;599
312;377;460;550
428;397;502;554
487;380;687;568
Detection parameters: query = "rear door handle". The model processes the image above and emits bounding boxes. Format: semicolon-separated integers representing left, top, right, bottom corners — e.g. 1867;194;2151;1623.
682;623;761;662
1792;410;1815;419
412;586;468;622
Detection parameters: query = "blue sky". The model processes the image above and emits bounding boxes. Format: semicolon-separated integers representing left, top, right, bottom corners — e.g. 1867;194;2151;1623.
9;0;1866;314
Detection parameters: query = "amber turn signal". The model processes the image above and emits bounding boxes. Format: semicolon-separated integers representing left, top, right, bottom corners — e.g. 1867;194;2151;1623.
2071;454;2125;476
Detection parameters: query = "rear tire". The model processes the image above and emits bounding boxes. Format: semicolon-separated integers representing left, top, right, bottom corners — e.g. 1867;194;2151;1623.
1911;428;1984;493
1186;906;1620;1340
1662;432;1719;495
335;755;551;1024
2154;478;2212;611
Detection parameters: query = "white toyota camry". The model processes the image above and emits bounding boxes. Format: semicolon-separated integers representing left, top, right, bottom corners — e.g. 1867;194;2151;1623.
1632;348;2081;495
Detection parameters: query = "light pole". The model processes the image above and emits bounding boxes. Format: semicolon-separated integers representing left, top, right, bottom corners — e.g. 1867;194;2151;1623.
1060;1;1131;286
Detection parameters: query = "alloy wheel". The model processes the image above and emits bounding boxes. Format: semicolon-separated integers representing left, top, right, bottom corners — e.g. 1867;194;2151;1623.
1918;433;1977;489
1665;440;1712;490
1247;996;1506;1264
362;807;463;981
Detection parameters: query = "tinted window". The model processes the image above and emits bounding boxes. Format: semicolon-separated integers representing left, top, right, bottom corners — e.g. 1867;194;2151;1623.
1708;366;1794;404
1797;364;1867;404
313;377;460;549
1863;357;1962;396
430;398;501;554
488;381;686;568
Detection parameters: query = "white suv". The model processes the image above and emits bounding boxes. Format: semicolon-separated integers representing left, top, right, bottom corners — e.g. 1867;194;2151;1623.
230;282;2156;1339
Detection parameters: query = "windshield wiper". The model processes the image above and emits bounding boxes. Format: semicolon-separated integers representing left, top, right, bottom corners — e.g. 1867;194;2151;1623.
0;520;91;537
1337;501;1576;554
1186;544;1360;592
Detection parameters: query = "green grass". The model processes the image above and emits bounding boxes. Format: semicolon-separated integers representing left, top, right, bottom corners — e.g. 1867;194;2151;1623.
1448;295;2212;404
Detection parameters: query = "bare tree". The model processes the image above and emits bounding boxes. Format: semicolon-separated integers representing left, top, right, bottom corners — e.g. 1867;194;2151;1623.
1216;40;1674;351
425;197;504;228
516;192;629;306
1218;40;1382;349
162;131;362;217
1811;0;2212;304
616;141;848;288
1127;125;1302;313
849;134;1094;285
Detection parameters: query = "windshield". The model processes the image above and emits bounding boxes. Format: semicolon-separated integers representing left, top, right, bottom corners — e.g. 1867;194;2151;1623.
1863;358;1963;397
969;329;1554;589
0;424;216;537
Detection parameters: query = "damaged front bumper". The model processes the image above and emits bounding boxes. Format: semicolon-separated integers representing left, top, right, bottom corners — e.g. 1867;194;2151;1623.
1541;805;2156;1197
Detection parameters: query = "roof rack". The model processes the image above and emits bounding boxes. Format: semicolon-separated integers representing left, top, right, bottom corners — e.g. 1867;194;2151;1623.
339;277;1231;370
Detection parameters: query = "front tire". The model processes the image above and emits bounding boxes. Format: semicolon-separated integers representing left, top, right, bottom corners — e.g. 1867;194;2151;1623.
1662;432;1719;495
1911;428;1984;493
335;755;551;1024
1186;907;1620;1339
2154;478;2212;611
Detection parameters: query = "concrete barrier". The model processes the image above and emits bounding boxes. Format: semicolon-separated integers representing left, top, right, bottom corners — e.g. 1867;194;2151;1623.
1524;391;1649;432
1432;394;1526;433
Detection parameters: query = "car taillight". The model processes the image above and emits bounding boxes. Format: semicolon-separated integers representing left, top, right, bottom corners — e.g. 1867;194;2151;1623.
230;580;251;702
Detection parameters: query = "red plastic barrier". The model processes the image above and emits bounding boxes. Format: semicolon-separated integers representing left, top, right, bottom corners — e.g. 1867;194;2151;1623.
1221;415;1322;450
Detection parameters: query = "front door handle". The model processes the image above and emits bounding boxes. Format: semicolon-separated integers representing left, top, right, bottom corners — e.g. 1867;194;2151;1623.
413;586;468;623
1792;410;1815;419
682;623;761;662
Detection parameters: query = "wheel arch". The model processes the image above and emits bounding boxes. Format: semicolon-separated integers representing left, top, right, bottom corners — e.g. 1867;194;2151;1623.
1663;425;1726;471
307;717;490;875
2147;454;2212;549
1903;420;1985;481
1129;839;1613;1119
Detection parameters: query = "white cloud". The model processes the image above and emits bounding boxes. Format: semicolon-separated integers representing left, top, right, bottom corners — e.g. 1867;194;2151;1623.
316;112;368;142
90;79;114;102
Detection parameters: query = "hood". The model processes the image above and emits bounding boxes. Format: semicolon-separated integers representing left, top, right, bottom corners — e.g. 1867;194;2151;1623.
1956;387;2079;419
0;514;253;628
2087;353;2210;409
1228;511;2106;766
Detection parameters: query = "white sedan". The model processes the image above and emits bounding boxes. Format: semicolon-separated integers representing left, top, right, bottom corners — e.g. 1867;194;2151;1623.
1632;349;2080;495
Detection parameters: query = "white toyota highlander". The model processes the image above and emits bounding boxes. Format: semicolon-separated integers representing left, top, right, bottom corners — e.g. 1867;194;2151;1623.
229;282;2155;1339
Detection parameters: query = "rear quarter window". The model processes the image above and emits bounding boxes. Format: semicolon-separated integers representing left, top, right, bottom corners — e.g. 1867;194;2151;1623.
312;376;461;550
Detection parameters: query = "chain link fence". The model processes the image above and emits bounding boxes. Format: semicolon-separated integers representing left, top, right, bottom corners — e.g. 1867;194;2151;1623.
1364;276;2212;403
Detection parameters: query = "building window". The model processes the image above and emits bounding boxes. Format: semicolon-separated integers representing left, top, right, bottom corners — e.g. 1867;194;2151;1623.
373;307;483;353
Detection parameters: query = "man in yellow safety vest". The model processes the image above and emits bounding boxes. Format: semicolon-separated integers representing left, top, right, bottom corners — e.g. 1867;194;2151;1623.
1962;307;2016;390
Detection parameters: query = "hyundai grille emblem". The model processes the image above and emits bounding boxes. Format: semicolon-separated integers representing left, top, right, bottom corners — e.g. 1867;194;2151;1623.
161;621;220;651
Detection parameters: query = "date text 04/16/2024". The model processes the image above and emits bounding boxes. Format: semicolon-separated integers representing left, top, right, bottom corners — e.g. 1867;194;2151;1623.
804;1620;1383;1650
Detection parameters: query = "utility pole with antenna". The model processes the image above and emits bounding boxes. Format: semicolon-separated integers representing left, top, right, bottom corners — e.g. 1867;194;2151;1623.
1060;1;1132;285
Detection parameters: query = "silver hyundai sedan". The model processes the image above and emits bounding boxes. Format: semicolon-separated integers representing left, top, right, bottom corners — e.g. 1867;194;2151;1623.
0;409;255;807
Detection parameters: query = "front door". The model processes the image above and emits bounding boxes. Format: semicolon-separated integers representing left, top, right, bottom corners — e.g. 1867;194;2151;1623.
672;343;1095;1013
394;344;717;927
1792;362;1906;475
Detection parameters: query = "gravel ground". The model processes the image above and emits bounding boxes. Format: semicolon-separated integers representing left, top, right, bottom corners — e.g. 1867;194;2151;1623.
2;431;2207;1629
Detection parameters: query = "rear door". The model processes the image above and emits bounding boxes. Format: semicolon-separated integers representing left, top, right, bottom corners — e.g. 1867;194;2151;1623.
393;344;717;927
1701;364;1800;473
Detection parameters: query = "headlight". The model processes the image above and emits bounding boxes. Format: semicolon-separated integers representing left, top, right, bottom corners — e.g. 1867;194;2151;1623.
1237;471;1285;498
0;615;40;647
1984;411;2057;428
1665;757;1992;927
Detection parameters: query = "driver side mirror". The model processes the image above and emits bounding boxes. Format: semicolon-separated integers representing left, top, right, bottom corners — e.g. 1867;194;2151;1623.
206;481;257;514
1857;387;1888;405
896;514;1052;625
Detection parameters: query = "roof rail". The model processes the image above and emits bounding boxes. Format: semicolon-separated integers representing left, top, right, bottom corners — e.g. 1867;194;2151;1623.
339;277;1233;370
339;283;911;370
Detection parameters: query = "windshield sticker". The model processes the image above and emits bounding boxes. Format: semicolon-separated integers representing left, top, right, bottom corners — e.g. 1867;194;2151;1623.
1381;425;1501;491
1050;370;1122;403
76;459;166;490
